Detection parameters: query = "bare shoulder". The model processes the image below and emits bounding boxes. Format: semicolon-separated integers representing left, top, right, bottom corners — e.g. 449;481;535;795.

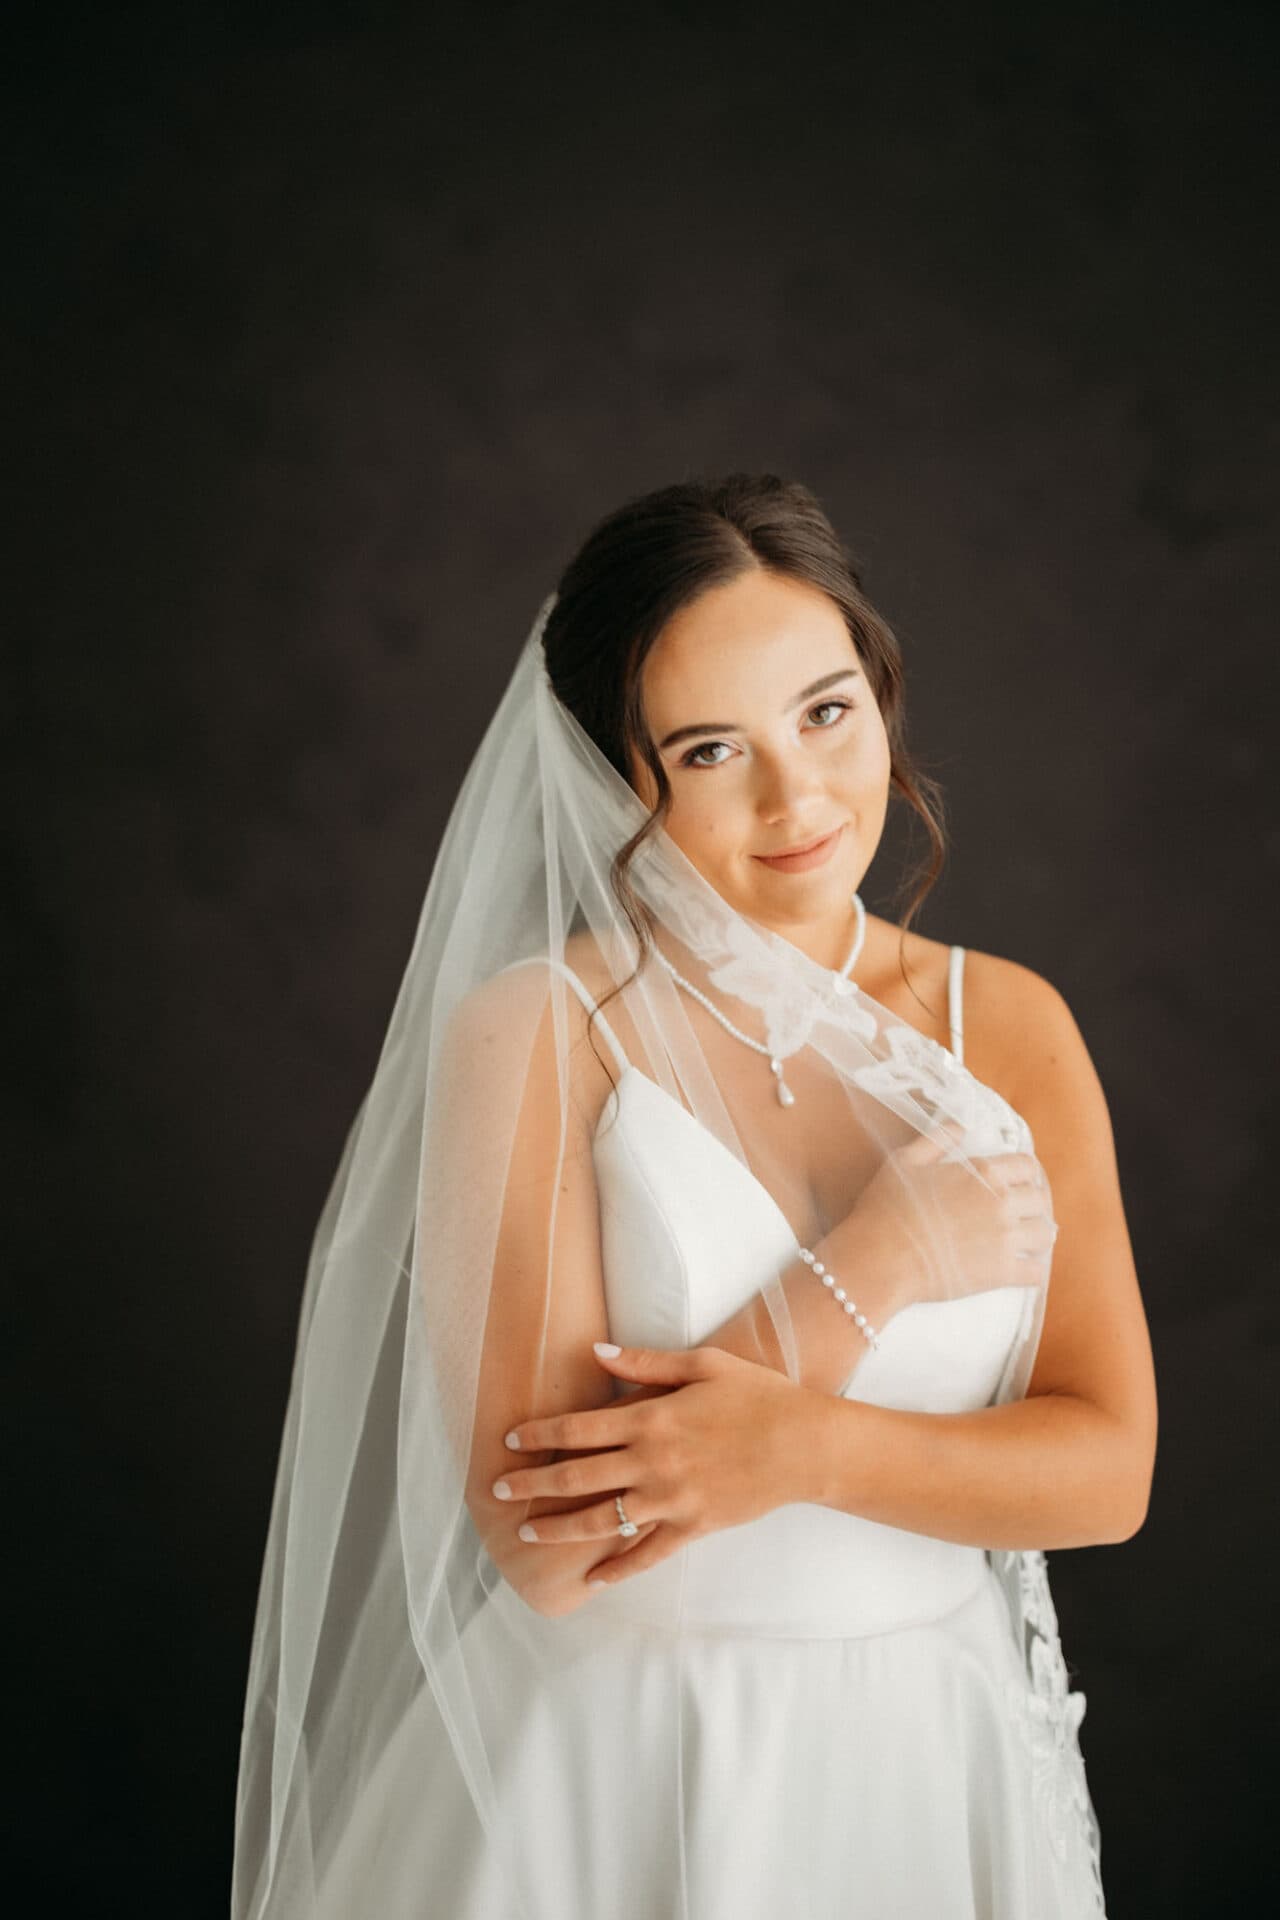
959;945;1114;1149
878;913;1111;1140
449;945;617;1136
459;935;609;1025
562;926;615;997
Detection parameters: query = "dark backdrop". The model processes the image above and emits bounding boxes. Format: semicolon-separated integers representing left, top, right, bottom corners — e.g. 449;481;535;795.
8;2;1276;1913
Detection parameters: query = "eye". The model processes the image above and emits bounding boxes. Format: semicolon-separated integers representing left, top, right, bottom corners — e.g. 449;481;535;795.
678;700;854;770
807;699;854;730
680;739;735;769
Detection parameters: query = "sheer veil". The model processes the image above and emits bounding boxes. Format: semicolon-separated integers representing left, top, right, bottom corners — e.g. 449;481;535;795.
230;585;1098;1917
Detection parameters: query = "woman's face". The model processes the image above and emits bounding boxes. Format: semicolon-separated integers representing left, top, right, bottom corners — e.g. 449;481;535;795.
627;569;892;964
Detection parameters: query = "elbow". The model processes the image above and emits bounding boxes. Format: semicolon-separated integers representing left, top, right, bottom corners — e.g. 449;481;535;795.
1082;1400;1156;1545
1104;1453;1155;1545
1102;1493;1147;1545
522;1575;594;1620
1118;1474;1153;1543
1118;1419;1158;1542
471;1515;549;1616
485;1545;549;1615
497;1558;593;1620
470;1506;592;1621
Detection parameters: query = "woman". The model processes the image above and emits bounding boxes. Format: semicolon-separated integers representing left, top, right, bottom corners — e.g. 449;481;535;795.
231;473;1156;1918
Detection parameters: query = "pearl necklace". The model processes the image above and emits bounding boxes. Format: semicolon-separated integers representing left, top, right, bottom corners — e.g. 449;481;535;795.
650;892;867;1109
650;891;882;1350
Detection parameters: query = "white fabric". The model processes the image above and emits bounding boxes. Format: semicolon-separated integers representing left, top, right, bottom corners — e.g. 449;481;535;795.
310;945;1104;1916
230;590;1107;1919
529;952;1031;1639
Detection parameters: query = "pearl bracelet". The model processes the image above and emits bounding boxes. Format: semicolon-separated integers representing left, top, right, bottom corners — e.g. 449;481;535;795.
797;1246;882;1351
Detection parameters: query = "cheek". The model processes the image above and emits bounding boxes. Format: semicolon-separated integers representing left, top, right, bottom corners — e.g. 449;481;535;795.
851;715;891;790
626;751;728;857
662;782;748;871
673;792;734;852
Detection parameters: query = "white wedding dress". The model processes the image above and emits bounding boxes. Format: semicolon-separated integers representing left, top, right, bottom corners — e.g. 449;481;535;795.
314;947;1107;1919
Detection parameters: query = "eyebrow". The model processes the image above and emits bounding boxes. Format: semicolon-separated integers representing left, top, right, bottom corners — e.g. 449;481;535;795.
655;668;861;751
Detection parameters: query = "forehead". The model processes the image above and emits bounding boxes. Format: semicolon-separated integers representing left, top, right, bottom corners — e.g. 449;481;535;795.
642;571;855;711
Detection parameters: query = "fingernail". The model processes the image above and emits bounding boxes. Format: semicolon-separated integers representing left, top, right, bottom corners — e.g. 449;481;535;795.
504;1431;521;1449
492;1480;512;1500
593;1342;621;1357
588;1578;606;1589
518;1522;538;1542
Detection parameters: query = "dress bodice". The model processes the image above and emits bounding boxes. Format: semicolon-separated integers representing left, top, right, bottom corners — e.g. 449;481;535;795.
501;950;1040;1638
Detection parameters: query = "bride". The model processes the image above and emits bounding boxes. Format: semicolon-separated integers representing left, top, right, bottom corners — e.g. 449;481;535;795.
231;472;1156;1918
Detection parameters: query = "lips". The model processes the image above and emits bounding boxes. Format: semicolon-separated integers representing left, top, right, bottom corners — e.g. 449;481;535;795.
752;825;845;871
760;830;838;859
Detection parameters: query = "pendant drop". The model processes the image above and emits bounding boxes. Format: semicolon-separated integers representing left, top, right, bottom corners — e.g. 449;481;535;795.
770;1059;796;1108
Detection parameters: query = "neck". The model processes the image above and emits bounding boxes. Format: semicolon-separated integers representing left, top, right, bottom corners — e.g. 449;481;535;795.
757;897;864;974
644;895;864;981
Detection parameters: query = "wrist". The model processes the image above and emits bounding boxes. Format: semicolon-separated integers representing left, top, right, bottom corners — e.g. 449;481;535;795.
778;1382;849;1508
820;1209;906;1333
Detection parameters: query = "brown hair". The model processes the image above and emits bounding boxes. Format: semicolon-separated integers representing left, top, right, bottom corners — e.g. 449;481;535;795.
541;471;947;1034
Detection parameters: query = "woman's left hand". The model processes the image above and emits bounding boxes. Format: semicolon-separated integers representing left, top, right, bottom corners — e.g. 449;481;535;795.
493;1342;815;1590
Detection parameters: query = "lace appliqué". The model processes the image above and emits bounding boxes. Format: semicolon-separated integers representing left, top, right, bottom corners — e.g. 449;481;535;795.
850;1022;1030;1154
703;913;879;1057
996;1548;1107;1914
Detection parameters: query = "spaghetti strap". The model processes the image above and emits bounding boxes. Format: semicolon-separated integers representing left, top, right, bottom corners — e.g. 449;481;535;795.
948;945;966;1066
497;955;632;1079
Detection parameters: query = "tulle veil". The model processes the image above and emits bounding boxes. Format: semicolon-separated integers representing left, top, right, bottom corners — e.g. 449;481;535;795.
229;589;1101;1917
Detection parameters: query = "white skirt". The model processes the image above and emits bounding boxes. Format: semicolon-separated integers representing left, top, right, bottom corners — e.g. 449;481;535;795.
315;1559;1105;1919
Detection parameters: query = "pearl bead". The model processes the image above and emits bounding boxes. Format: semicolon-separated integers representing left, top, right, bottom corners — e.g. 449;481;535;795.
796;1245;879;1350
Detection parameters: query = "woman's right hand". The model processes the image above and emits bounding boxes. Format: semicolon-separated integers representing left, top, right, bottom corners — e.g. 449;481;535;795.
846;1119;1058;1316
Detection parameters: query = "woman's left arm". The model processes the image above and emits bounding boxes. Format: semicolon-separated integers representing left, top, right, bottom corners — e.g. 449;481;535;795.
791;964;1159;1549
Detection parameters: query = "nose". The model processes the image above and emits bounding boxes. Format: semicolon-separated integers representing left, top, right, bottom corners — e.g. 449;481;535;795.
752;744;826;823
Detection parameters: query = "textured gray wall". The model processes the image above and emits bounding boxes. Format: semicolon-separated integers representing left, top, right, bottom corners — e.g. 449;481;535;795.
9;2;1276;1911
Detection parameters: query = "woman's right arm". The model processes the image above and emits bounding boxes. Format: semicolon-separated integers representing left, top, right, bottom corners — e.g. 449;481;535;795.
434;971;638;1618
